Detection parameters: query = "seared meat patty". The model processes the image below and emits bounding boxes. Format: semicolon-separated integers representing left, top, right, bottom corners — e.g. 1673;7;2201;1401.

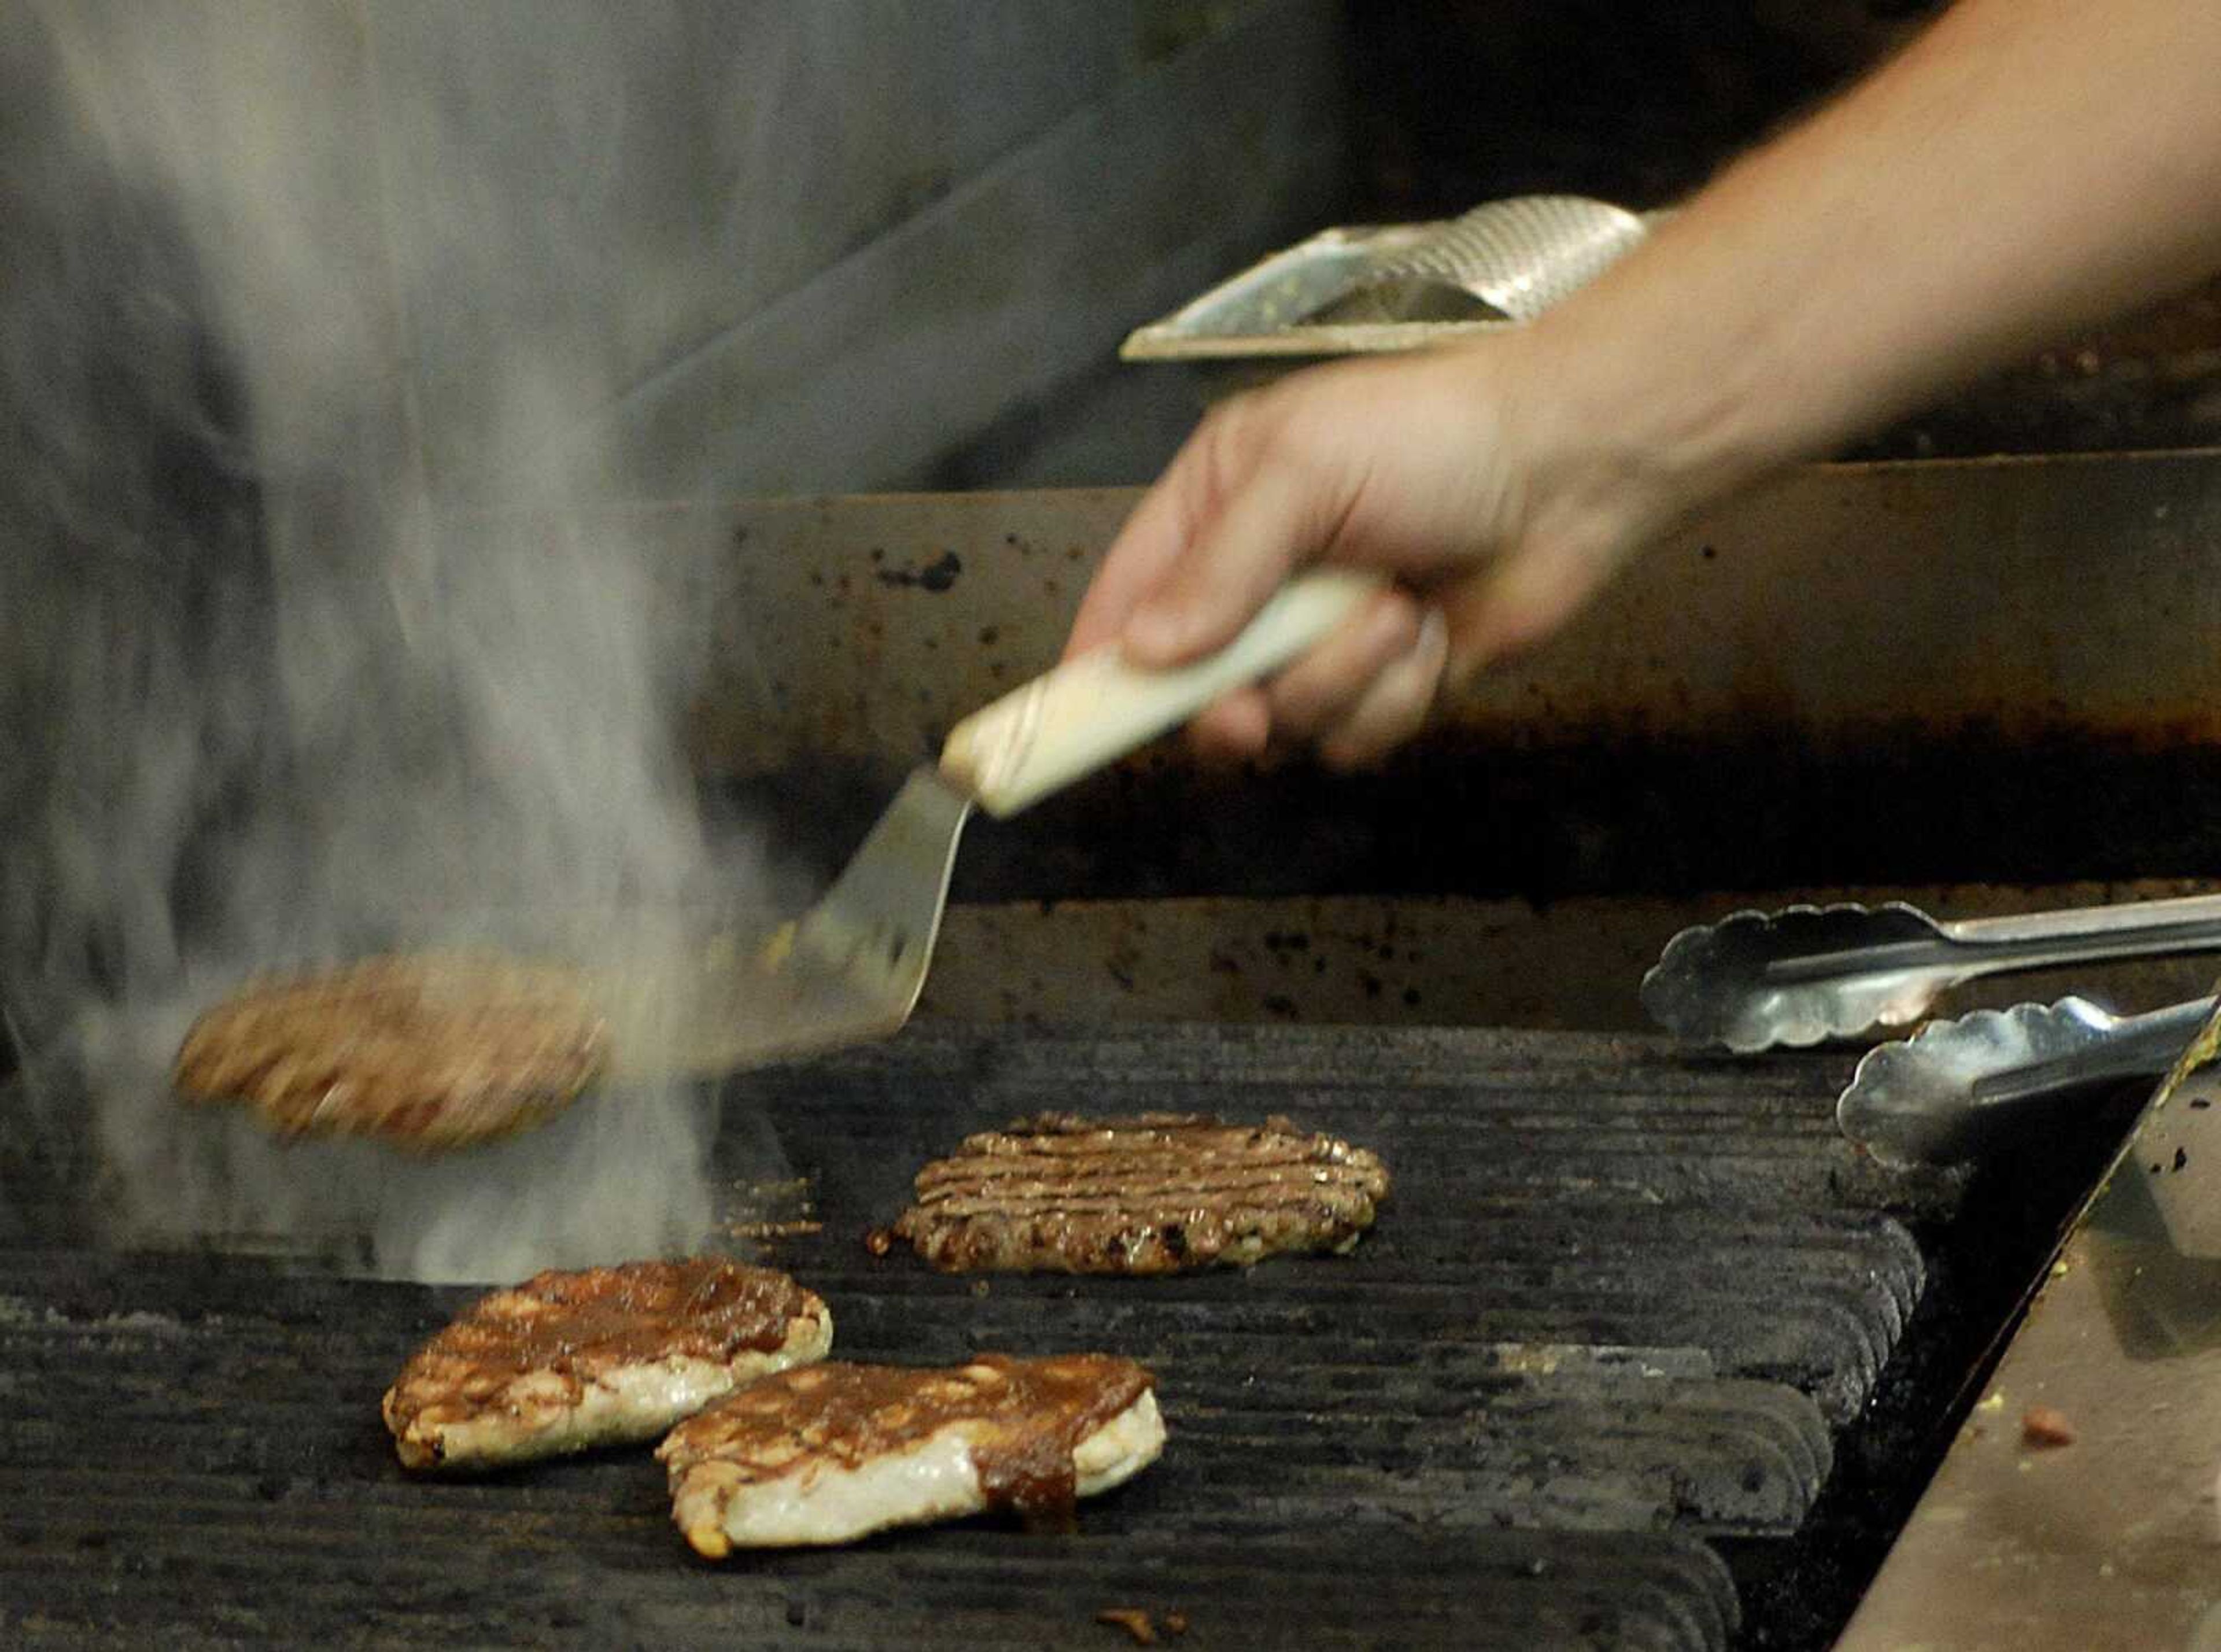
174;952;607;1150
882;1112;1389;1274
658;1354;1162;1554
382;1258;831;1471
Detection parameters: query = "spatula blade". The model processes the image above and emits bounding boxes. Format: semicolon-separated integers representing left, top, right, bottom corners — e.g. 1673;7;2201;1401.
595;768;972;1083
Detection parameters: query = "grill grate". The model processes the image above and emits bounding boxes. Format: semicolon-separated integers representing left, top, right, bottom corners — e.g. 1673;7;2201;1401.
1;1023;1974;1649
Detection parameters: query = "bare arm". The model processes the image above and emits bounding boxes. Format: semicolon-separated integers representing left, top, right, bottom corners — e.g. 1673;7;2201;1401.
1071;0;2221;763
1543;0;2221;536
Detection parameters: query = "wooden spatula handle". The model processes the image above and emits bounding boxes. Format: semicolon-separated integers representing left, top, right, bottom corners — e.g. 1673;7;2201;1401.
940;570;1387;818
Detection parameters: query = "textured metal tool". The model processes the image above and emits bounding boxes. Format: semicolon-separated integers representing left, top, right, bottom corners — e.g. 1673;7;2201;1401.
1640;895;2221;1052
1836;994;2211;1166
1315;194;1651;325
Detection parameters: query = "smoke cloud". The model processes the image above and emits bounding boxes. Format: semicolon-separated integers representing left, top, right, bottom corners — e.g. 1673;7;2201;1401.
0;3;766;1279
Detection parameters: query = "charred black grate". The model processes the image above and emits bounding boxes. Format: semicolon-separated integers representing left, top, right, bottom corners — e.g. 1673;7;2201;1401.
1;1023;1998;1649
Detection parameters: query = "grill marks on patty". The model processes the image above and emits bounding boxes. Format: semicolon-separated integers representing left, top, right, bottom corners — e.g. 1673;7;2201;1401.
658;1354;1163;1554
381;1258;832;1471
886;1111;1390;1274
174;953;607;1150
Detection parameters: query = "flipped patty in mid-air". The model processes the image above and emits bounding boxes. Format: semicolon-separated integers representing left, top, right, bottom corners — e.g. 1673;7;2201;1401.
174;953;607;1150
382;1258;832;1472
881;1112;1390;1274
657;1354;1163;1554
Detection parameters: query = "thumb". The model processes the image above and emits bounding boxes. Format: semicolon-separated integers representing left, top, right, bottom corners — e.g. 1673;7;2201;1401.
1123;462;1316;668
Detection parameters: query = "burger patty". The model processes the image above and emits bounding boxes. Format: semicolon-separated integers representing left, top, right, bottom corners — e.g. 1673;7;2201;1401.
658;1354;1163;1554
382;1258;832;1471
174;952;607;1150
881;1111;1390;1275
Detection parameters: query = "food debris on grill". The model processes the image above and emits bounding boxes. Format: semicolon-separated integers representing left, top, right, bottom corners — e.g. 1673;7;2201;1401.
2021;1403;2077;1447
656;1353;1163;1554
174;952;608;1150
724;1219;825;1241
381;1258;831;1472
881;1111;1390;1274
722;1175;822;1245
1097;1607;1186;1644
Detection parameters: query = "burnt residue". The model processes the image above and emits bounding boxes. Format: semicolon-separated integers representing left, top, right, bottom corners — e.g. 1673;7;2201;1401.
874;550;963;592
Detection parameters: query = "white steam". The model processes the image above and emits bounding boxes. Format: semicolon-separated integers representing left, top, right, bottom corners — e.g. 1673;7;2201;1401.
0;3;766;1279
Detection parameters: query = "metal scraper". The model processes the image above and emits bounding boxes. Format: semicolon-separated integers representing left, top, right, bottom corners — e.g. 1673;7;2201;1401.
592;568;1385;1083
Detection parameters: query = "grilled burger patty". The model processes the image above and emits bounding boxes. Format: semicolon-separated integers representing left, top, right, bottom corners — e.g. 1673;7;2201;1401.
174;952;607;1150
658;1354;1162;1554
882;1111;1390;1274
382;1258;832;1471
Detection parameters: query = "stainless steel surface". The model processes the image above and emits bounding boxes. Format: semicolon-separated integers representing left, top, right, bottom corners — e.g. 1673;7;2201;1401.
1837;1001;2221;1650
1643;895;2221;1052
676;451;2221;776
1838;995;2213;1166
1314;195;1650;325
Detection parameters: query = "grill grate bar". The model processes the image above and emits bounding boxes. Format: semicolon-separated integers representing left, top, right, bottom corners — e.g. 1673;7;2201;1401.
1;1022;1962;1648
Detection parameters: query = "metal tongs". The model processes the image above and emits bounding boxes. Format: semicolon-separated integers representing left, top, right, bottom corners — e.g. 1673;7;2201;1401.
1835;994;2212;1165
1643;894;2221;1164
1641;894;2221;1052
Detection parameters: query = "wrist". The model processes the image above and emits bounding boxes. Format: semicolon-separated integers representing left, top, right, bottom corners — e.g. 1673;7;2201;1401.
1490;308;1782;559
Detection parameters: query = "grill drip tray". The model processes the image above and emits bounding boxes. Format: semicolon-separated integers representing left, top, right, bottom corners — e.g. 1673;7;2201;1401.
0;1022;2119;1649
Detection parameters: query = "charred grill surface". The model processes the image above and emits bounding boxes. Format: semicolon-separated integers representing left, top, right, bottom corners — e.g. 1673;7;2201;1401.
0;1021;2089;1650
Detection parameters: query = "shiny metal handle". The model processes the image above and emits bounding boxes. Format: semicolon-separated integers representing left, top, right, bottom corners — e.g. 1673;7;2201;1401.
1754;894;2221;989
1947;891;2221;948
1969;996;2217;1111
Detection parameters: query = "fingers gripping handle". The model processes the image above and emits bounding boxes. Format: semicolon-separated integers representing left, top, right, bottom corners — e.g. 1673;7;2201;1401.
940;570;1387;818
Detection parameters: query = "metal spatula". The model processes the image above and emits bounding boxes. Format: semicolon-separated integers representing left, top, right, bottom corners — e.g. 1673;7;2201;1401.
178;572;1383;1139
592;569;1385;1083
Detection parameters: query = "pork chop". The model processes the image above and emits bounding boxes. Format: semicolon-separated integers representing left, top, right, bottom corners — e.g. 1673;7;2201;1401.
382;1258;831;1471
174;952;606;1150
881;1111;1389;1274
657;1354;1162;1554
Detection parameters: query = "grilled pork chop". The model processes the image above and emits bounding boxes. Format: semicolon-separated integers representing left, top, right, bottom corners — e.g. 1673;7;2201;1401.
883;1112;1389;1274
174;952;606;1150
658;1354;1162;1554
382;1258;831;1471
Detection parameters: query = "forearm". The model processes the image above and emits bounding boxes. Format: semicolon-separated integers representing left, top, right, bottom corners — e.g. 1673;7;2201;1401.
1514;0;2221;518
1067;0;2221;752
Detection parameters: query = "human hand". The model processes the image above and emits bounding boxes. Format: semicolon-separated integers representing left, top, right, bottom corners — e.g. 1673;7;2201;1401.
1065;342;1694;768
